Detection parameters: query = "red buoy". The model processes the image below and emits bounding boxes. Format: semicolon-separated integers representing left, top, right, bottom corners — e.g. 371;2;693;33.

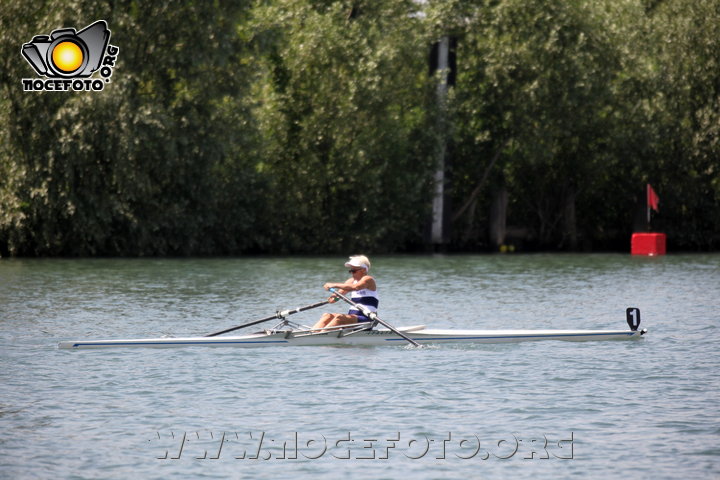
631;233;666;256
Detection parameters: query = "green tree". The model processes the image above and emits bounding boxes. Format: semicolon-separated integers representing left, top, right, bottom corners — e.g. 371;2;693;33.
247;0;435;253
1;0;718;256
427;0;719;251
641;0;720;249
436;0;629;249
0;0;263;255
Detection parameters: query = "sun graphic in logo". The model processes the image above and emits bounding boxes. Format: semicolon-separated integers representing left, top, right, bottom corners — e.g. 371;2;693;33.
51;41;84;73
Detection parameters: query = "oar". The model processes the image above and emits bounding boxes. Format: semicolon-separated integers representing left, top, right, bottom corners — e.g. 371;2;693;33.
328;288;420;347
205;300;329;337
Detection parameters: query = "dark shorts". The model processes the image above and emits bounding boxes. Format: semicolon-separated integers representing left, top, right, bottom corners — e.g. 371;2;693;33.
349;310;373;323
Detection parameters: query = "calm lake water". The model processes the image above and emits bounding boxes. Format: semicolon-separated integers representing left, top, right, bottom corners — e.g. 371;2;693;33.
1;254;718;479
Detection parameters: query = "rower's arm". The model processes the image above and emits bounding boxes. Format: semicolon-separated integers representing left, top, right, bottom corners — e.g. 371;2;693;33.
325;276;376;292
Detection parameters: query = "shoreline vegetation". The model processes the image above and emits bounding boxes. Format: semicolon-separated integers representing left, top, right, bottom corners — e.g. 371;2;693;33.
1;1;718;257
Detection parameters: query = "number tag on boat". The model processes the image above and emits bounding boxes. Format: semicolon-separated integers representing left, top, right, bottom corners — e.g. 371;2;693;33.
626;307;641;331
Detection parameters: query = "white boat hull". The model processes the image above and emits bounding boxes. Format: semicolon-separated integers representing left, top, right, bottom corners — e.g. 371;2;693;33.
58;325;646;349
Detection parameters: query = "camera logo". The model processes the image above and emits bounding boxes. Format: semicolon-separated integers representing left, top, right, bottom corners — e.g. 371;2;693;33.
21;20;119;92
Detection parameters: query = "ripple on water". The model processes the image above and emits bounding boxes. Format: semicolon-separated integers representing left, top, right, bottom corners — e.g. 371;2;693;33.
1;255;719;479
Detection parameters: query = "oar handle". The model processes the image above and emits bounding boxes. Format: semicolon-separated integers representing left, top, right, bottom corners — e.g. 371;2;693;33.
329;288;420;347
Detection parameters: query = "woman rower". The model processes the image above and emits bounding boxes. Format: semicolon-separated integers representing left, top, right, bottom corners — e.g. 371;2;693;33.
312;255;378;330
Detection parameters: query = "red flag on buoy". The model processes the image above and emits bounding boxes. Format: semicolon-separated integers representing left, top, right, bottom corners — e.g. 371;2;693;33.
647;184;659;212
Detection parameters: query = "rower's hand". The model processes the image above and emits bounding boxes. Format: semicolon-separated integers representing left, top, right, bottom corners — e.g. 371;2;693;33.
323;283;335;290
328;295;339;303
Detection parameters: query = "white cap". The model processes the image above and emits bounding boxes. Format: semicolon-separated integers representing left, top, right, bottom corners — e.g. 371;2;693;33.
344;256;370;271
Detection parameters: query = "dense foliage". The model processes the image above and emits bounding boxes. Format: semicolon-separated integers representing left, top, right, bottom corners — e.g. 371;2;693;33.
1;0;718;256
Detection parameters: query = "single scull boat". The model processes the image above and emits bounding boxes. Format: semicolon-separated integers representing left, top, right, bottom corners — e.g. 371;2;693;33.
58;307;647;349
